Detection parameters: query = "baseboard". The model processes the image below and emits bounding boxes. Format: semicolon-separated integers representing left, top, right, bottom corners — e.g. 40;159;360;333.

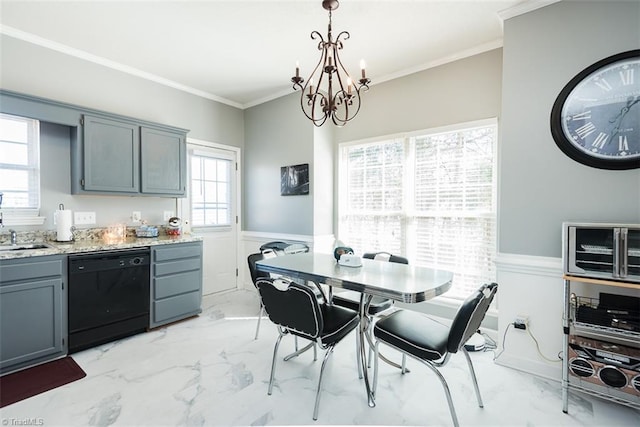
494;352;562;383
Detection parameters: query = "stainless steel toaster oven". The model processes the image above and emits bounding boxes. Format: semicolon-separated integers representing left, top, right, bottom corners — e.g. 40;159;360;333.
563;222;640;283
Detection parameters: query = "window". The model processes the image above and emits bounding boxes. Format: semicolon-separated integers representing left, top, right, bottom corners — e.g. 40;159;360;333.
339;119;497;300
189;149;232;227
0;113;41;216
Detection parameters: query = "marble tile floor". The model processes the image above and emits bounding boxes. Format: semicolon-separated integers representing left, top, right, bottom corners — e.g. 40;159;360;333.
1;290;639;426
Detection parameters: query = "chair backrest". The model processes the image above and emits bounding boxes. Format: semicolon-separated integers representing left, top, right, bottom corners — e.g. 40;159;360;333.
447;282;498;353
283;242;310;255
362;251;409;264
260;241;310;256
256;278;323;340
247;251;277;286
260;241;289;253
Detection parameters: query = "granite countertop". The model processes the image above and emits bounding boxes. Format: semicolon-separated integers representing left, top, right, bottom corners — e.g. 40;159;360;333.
0;234;202;260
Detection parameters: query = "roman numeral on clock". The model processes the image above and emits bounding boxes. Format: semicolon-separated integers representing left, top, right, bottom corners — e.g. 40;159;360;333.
595;78;612;92
619;68;634;86
591;132;609;150
575;122;596;139
619;135;629;151
570;111;591;121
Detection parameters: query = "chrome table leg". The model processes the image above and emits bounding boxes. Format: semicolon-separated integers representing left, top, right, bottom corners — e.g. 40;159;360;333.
359;293;376;407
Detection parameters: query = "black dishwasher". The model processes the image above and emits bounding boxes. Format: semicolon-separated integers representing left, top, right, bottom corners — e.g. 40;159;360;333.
68;248;150;353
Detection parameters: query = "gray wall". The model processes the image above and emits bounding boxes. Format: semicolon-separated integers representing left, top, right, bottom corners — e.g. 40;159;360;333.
313;124;335;236
0;36;244;146
243;94;315;235
500;0;640;258
241;48;503;238
1;35;244;229
335;48;503;143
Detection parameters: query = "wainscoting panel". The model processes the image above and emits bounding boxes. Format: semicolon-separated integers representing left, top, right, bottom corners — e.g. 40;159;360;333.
495;252;564;381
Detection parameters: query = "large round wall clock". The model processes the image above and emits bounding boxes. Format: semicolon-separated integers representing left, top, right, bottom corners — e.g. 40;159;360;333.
550;49;640;170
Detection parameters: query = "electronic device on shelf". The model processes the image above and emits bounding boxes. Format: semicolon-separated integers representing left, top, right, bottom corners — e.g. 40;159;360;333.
568;335;640;401
562;221;640;412
563;222;640;283
572;292;640;348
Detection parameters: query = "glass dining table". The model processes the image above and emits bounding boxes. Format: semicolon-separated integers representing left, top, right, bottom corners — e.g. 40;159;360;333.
256;251;454;407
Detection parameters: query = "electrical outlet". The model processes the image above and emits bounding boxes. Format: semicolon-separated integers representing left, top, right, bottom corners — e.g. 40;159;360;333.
514;314;529;330
163;211;174;221
132;211;142;223
74;211;96;225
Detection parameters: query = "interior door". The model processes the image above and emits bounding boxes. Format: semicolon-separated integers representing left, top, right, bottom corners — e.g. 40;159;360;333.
181;142;239;295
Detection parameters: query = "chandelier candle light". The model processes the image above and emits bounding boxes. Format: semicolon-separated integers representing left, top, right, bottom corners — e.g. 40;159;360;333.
291;0;370;127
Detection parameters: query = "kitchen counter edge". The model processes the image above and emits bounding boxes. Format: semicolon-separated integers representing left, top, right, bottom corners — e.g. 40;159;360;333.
0;235;203;260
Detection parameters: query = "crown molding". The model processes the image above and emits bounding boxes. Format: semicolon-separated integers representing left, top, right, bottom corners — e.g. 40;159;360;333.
0;25;244;110
498;0;562;22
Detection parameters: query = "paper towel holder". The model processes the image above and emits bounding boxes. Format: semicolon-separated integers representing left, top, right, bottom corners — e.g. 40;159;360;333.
55;203;75;242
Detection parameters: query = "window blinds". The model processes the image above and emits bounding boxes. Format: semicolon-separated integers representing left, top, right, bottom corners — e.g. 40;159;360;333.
0;114;40;211
339;122;497;300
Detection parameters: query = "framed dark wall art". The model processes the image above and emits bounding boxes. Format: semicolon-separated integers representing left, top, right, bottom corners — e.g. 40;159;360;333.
281;163;309;196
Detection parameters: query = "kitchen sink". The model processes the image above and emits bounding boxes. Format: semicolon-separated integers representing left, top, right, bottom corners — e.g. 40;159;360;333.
0;243;52;252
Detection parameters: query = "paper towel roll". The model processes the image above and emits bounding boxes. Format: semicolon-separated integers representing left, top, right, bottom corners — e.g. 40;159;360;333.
55;209;74;241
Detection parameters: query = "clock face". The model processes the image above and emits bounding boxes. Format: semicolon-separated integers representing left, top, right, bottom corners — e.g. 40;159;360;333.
551;50;640;170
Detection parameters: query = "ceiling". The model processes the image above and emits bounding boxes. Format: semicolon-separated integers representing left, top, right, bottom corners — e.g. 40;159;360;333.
0;0;547;109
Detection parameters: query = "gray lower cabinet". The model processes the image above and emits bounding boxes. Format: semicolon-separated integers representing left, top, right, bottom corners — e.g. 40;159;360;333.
151;242;203;328
0;255;67;374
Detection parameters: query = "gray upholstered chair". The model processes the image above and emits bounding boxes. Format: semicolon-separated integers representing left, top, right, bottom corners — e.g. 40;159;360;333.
372;282;498;427
257;277;360;420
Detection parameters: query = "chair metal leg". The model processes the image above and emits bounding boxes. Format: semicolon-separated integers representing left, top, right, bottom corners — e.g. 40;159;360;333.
372;340;380;396
268;332;285;395
356;327;363;379
295;336;299;352
284;340;315;361
462;347;484;408
313;344;336;421
401;354;407;374
255;304;264;340
364;322;410;373
420;359;459;427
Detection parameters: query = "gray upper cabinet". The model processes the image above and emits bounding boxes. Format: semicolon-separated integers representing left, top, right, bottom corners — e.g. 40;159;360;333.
141;127;186;195
0;90;189;197
83;115;140;193
73;114;187;197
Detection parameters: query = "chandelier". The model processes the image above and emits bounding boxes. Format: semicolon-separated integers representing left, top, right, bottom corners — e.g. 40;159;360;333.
291;0;370;127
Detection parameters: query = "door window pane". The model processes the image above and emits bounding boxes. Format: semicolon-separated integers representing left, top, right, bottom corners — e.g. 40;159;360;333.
190;153;232;227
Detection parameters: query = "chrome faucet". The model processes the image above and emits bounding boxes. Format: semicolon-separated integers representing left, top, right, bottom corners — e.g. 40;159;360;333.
10;229;17;245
